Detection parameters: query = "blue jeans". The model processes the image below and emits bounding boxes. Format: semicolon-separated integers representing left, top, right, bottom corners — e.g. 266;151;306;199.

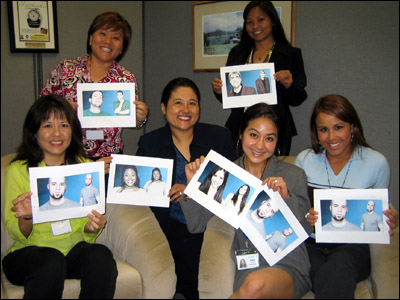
2;242;118;299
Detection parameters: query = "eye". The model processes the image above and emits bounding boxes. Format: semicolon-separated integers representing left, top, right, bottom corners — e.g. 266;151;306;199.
189;100;198;106
335;125;344;130
246;20;253;25
318;127;327;132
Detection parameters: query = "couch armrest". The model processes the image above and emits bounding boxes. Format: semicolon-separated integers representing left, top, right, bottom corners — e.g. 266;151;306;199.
199;216;235;299
98;204;176;299
369;225;399;299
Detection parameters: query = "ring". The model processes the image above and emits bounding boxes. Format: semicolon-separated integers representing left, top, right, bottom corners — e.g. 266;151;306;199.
274;178;278;183
179;191;182;195
305;212;310;219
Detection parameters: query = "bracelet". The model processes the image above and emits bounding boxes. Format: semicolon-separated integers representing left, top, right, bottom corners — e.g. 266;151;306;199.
136;117;148;129
23;216;33;220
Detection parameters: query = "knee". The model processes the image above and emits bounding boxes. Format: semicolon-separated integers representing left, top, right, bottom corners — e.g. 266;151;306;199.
238;272;267;298
87;244;117;277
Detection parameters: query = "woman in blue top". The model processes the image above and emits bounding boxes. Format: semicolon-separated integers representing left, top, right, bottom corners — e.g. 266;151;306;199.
295;94;399;298
136;77;236;299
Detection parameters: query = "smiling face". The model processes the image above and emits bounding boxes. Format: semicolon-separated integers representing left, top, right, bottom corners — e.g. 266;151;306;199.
89;27;124;63
161;86;199;133
229;72;242;88
245;6;274;43
316;112;353;160
152;169;161;181
89;91;103;108
239;185;249;195
123;168;137;187
36;113;72;164
241;117;277;166
211;169;225;189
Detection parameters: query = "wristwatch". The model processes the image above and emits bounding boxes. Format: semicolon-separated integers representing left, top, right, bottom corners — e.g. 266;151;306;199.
27;9;41;28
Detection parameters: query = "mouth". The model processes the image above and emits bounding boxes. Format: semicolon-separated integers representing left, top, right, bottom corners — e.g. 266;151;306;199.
253;30;263;35
100;47;112;53
178;115;191;121
50;141;64;146
251;149;265;157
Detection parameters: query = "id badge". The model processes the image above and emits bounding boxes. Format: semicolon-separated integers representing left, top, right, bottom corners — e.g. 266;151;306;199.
51;220;72;236
86;130;104;140
235;249;259;270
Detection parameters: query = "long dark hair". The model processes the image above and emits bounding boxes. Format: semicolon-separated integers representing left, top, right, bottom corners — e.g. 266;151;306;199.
199;165;229;203
310;95;371;154
87;11;132;61
121;165;140;189
13;95;87;168
232;184;250;214
228;1;290;65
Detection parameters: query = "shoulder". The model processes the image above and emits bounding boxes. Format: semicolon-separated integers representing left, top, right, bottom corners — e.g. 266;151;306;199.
357;146;388;165
295;148;321;167
139;125;170;142
194;123;231;138
275;42;302;56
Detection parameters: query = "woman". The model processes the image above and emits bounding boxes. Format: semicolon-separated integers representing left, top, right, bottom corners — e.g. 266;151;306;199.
2;95;117;298
113;165;146;197
144;167;167;196
222;184;250;215
295;94;399;298
212;1;307;155
198;165;229;203
182;103;312;298
136;77;236;299
40;11;148;163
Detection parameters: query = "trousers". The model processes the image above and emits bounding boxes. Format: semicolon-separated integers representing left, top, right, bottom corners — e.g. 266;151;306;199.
2;241;118;299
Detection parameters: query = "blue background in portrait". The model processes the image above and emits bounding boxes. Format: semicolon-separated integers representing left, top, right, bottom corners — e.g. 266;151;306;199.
225;69;272;94
321;199;384;227
250;190;298;247
114;164;168;189
37;173;100;206
83;90;131;116
198;161;255;204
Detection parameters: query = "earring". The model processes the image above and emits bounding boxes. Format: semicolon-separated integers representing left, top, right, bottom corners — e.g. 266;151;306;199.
351;134;354;142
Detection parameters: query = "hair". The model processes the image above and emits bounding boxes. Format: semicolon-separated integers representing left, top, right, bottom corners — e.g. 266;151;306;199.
86;11;132;61
117;90;123;94
227;1;290;65
121;165;140;189
160;77;201;107
232;184;250;214
13;95;87;168
90;90;103;98
151;167;162;181
310;94;371;154
238;103;280;156
199;166;229;203
228;71;242;80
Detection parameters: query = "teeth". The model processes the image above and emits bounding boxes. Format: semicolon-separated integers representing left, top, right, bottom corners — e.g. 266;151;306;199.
101;47;112;52
329;143;339;147
253;31;263;34
252;150;264;155
179;116;190;120
51;141;62;145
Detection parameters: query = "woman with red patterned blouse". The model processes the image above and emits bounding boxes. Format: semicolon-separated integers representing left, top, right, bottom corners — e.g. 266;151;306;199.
41;11;148;165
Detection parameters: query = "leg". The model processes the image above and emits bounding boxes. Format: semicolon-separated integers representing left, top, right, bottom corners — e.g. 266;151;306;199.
66;241;118;299
312;244;370;299
2;246;66;298
230;267;293;299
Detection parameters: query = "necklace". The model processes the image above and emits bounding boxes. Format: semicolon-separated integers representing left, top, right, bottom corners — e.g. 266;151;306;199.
247;42;276;64
324;154;353;189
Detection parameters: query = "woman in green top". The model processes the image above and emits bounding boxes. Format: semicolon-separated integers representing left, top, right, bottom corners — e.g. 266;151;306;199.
2;95;117;298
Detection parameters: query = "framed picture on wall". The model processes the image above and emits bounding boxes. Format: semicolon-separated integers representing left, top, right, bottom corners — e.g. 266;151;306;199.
7;1;59;53
192;1;296;71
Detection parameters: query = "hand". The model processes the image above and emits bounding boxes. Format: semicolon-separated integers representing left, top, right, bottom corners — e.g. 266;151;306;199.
384;208;399;236
67;99;79;111
134;100;149;125
274;70;293;89
85;210;107;233
96;156;113;174
305;208;319;227
185;156;205;183
211;78;223;95
168;184;187;203
263;176;291;198
11;192;33;219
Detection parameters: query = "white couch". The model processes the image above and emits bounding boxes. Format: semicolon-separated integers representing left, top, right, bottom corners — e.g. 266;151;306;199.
1;153;177;299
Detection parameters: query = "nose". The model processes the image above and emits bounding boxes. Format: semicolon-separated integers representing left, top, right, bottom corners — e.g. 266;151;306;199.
327;129;336;141
52;125;62;136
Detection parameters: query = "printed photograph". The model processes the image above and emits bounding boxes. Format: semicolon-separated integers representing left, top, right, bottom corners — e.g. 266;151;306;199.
29;162;105;224
77;82;136;128
314;189;390;244
107;154;173;207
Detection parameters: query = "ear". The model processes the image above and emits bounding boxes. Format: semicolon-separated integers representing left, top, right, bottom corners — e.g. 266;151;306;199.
89;34;93;46
161;103;167;115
